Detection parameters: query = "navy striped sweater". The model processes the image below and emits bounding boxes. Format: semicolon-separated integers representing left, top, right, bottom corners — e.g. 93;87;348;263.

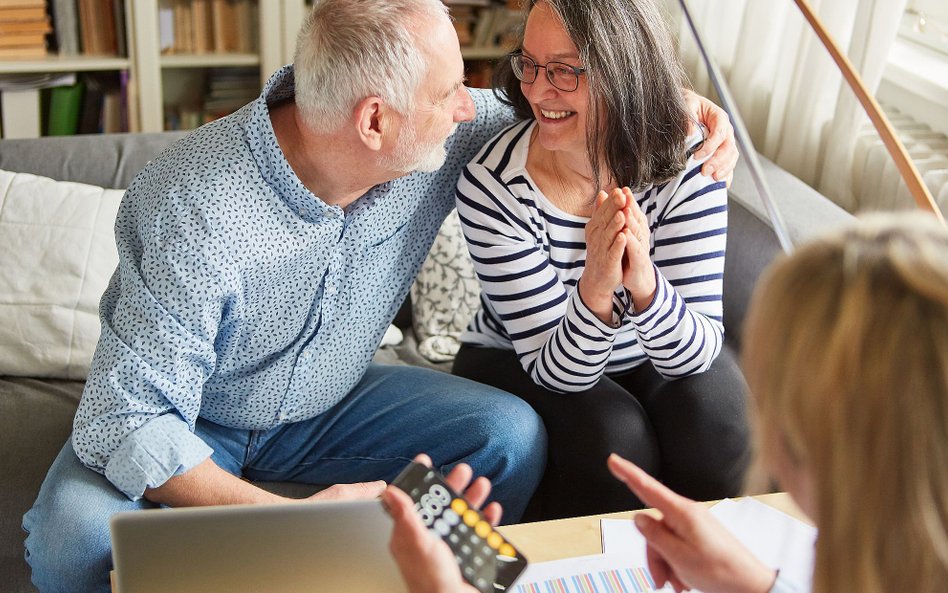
455;120;728;392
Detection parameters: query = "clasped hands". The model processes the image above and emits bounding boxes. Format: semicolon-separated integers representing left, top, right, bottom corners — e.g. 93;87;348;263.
580;187;657;323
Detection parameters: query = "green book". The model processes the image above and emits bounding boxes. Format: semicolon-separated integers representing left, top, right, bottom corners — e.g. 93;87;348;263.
46;82;85;136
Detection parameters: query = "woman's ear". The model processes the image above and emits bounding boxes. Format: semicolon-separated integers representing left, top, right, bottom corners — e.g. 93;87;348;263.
352;96;388;152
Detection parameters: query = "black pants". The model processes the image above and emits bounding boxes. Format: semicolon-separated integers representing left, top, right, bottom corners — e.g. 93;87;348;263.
453;344;751;521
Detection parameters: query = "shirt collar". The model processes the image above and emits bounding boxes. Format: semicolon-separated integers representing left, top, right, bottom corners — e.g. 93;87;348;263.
243;65;339;223
243;65;396;225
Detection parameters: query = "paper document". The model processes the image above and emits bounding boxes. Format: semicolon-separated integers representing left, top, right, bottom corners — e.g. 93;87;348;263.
509;498;815;593
599;498;816;593
512;552;672;592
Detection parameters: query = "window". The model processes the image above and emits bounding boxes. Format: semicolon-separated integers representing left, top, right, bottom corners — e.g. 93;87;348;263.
902;0;948;56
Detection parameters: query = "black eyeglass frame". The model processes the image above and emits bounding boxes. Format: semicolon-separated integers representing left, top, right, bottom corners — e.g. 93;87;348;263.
509;51;588;92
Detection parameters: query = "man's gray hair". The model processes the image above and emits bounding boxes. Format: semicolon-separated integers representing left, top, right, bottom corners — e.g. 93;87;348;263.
294;0;450;133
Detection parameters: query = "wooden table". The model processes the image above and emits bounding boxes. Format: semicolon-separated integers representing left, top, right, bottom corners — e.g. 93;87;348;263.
497;493;808;563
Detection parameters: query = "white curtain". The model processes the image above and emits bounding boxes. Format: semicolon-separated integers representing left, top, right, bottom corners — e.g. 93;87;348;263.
662;0;907;211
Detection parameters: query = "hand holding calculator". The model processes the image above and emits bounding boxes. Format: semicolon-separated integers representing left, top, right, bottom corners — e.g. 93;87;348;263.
389;460;529;593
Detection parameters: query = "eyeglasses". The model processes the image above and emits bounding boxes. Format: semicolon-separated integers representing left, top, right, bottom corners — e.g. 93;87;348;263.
509;52;587;92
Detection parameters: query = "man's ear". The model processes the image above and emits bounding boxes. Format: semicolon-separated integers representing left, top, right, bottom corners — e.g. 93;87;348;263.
352;96;389;153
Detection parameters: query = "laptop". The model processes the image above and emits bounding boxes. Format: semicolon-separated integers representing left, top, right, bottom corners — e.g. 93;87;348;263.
110;499;407;593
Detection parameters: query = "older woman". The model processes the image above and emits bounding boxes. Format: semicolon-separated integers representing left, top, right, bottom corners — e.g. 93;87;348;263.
387;212;948;593
451;0;749;519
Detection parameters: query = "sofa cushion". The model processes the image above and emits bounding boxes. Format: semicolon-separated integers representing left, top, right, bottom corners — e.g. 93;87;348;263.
0;169;122;379
409;209;481;362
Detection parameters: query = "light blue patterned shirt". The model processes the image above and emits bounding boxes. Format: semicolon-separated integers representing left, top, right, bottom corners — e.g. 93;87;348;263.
72;66;516;500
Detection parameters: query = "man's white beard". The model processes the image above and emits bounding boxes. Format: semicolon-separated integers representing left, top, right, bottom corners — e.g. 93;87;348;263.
384;122;458;174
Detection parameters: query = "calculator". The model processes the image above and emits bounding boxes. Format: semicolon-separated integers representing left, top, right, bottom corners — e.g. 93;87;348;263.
391;461;529;593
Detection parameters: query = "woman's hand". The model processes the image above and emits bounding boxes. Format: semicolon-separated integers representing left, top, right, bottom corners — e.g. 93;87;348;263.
580;189;629;324
682;89;739;185
384;454;501;593
618;188;656;312
607;454;777;593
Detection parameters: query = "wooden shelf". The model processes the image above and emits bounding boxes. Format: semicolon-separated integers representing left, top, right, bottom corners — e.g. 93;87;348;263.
0;55;131;75
160;53;261;69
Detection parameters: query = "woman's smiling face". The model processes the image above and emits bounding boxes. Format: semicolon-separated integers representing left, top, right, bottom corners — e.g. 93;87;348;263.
521;2;591;158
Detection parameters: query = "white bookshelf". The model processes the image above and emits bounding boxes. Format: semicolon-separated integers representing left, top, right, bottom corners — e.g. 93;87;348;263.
0;0;514;137
131;0;286;132
0;0;294;136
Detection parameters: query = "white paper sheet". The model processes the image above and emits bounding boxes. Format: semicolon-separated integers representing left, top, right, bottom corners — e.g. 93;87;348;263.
511;552;672;592
598;498;816;593
512;498;815;592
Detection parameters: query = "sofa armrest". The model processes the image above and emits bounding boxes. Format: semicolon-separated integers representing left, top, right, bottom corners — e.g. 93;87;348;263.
723;156;854;349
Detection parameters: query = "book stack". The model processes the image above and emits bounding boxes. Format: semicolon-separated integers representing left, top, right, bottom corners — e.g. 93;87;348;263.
0;0;51;60
163;66;258;130
202;66;257;118
160;0;258;55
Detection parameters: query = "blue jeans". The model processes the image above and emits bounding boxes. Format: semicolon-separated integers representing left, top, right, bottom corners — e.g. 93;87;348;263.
22;364;546;593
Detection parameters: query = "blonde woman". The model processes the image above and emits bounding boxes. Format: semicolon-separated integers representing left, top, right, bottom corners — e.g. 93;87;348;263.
386;213;948;593
612;212;948;593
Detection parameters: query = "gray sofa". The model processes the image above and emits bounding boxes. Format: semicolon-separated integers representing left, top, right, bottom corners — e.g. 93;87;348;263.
0;132;852;593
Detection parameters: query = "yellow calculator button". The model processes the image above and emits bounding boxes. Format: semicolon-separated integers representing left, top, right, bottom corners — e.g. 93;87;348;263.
487;532;503;549
499;543;516;557
474;521;491;538
451;498;468;515
463;509;479;527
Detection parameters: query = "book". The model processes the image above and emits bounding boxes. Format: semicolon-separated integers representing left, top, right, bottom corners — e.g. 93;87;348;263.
0;87;41;138
211;0;237;53
0;45;46;58
76;0;101;54
0;19;51;34
0;32;48;47
77;73;104;133
233;0;254;53
0;6;47;21
51;0;79;55
191;0;211;53
172;0;192;53
46;82;84;136
112;0;126;56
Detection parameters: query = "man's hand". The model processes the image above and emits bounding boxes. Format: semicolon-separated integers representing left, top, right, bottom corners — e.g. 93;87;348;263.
683;89;739;185
607;454;776;593
306;481;386;502
383;454;501;593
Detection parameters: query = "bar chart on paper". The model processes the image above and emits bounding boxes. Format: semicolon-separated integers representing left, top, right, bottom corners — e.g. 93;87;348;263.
512;555;669;593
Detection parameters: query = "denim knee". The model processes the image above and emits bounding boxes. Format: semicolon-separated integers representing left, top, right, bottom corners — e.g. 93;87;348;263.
489;394;546;476
458;390;547;523
23;441;143;593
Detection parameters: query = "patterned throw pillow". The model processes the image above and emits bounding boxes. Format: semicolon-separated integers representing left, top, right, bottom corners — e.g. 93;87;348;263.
410;210;481;362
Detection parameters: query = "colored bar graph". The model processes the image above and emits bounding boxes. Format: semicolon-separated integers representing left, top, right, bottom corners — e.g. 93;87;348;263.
515;566;664;593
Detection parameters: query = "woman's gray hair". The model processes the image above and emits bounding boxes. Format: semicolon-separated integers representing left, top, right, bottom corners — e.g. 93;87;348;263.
294;0;449;133
496;0;692;191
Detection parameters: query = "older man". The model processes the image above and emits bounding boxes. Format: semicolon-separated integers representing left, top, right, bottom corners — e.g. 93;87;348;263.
22;1;736;591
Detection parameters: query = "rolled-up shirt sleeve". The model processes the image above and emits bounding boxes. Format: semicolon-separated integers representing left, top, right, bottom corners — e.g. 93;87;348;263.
72;198;225;500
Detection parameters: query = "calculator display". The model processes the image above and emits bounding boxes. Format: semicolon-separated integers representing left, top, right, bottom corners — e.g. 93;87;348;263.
391;462;529;593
